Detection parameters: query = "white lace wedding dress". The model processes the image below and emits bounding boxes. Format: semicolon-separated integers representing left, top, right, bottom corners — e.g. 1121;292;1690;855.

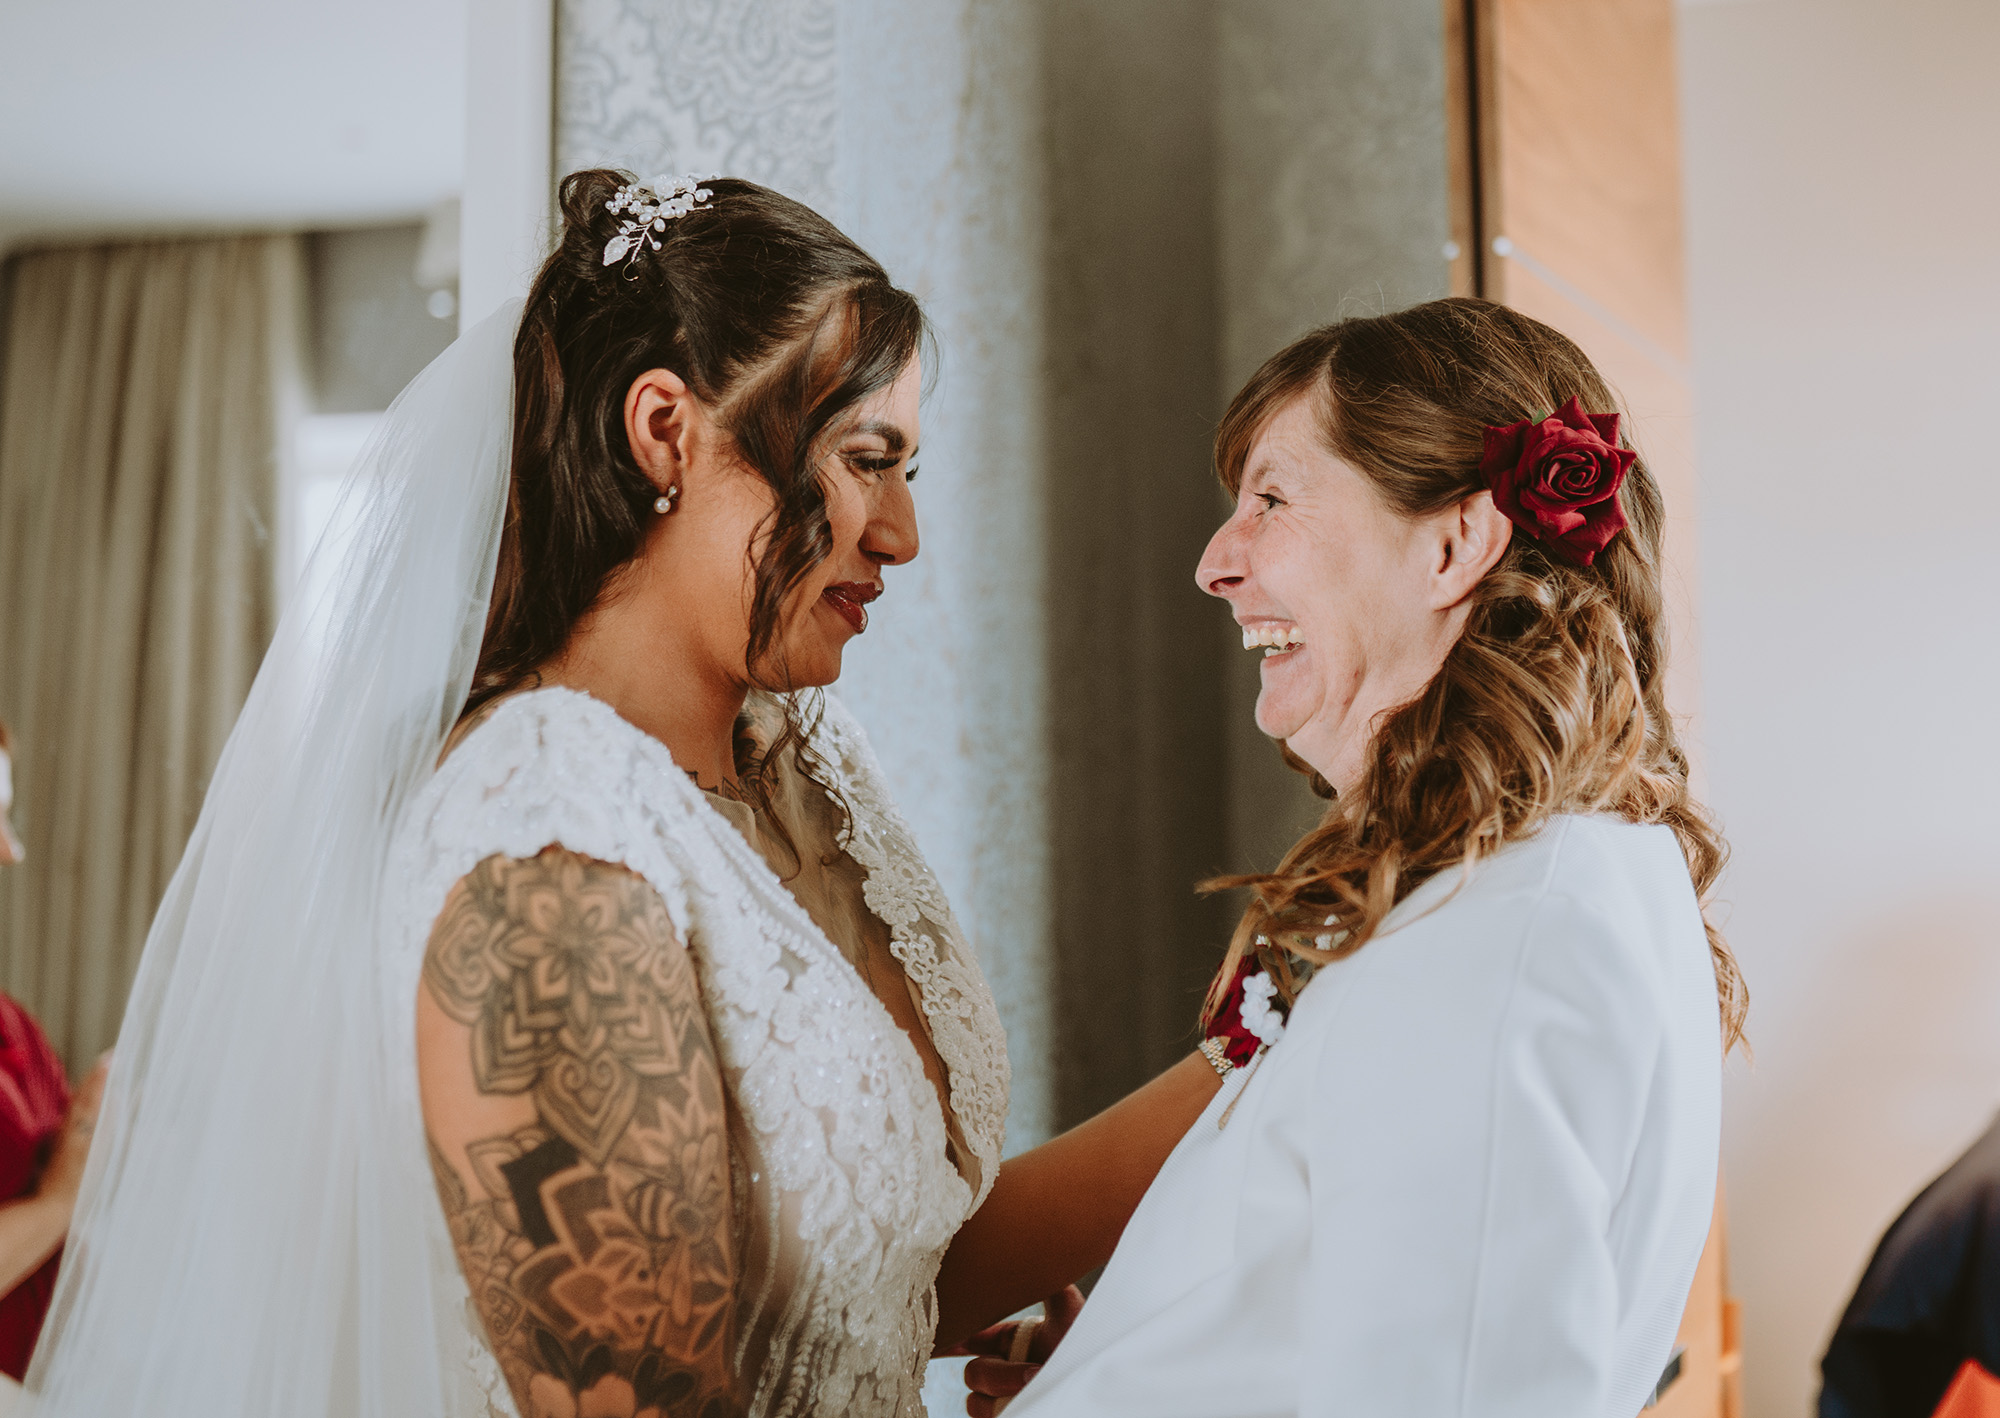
382;686;1010;1417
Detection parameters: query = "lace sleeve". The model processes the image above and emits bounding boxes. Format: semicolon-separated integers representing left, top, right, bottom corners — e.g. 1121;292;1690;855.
401;695;702;952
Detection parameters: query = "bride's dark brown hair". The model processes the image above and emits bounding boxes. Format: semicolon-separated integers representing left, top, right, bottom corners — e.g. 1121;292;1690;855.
466;171;927;779
1203;297;1746;1050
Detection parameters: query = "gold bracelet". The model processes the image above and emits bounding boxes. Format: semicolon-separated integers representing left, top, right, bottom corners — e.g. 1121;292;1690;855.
1198;1037;1235;1078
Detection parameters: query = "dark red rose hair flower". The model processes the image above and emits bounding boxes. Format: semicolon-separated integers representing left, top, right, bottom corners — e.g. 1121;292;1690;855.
1479;395;1636;566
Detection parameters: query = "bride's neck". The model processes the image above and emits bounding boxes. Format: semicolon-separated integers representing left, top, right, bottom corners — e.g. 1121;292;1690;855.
538;601;748;793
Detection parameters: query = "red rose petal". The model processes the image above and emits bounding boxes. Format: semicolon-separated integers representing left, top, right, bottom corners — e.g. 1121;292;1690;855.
1204;952;1282;1067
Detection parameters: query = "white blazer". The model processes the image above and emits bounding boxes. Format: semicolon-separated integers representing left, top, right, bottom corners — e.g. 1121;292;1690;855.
1010;814;1722;1418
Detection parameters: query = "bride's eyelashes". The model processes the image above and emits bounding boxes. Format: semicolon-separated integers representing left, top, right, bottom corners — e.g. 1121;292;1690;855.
841;450;917;482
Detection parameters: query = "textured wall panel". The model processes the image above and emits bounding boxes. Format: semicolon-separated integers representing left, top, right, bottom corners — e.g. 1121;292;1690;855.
556;0;838;210
1215;0;1453;877
554;0;1058;1149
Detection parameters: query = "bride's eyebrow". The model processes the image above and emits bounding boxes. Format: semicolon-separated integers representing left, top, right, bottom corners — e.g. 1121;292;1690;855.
847;419;911;454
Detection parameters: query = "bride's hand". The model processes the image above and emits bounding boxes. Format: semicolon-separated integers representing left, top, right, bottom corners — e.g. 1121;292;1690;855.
957;1285;1083;1417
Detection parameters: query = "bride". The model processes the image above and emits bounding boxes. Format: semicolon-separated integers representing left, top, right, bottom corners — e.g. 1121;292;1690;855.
405;171;995;1418
24;173;1214;1418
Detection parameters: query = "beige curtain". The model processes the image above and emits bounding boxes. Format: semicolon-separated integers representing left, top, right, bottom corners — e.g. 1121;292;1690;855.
0;234;301;1071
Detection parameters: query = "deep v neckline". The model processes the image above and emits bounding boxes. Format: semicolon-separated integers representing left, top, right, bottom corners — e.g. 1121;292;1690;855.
532;686;970;1192
698;782;964;1175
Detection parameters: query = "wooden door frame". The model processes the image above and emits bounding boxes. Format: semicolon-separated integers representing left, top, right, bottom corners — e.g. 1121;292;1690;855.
1443;0;1501;300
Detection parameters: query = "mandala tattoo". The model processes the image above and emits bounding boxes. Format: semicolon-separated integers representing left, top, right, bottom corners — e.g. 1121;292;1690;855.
424;850;738;1418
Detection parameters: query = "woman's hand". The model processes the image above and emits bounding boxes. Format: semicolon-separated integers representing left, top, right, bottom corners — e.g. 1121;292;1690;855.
955;1285;1083;1417
39;1052;110;1202
933;1053;1219;1347
0;1050;112;1301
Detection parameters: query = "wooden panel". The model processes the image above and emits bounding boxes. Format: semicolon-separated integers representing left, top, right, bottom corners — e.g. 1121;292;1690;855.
1722;1294;1743;1418
1499;261;1701;727
1468;0;1703;732
1442;0;1481;296
1651;1187;1733;1418
1489;0;1689;357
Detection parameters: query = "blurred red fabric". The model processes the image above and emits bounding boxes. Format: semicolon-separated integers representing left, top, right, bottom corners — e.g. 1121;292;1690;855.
1936;1361;2000;1418
0;993;69;1380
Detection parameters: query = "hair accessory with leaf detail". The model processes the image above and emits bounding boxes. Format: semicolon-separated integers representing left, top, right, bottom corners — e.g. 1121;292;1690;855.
602;173;719;269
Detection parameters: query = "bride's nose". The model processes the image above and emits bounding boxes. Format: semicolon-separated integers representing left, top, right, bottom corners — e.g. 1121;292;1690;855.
863;479;919;566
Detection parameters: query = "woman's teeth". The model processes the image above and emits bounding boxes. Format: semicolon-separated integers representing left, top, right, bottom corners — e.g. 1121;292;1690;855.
1242;624;1306;657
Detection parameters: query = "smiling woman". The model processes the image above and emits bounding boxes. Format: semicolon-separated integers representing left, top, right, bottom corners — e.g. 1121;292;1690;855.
1199;391;1499;794
1002;297;1739;1418
1199;297;1740;1032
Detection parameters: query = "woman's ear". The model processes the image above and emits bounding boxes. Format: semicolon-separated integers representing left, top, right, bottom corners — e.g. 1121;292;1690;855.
624;368;699;489
1429;490;1513;610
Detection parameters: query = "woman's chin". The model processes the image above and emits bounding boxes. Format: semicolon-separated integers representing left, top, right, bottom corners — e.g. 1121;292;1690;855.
782;660;843;691
797;636;853;688
1253;664;1316;741
1253;692;1307;742
750;642;844;692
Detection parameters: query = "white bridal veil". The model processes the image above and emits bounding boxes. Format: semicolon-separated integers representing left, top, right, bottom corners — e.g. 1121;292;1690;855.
27;302;523;1416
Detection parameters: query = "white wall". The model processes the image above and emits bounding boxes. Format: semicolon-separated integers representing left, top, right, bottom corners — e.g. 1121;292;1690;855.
459;0;552;332
1681;2;2000;1413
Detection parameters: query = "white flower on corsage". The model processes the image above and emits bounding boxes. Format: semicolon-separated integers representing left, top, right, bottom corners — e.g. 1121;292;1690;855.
1202;947;1293;1075
602;173;719;268
1239;970;1287;1048
1202;952;1295;1125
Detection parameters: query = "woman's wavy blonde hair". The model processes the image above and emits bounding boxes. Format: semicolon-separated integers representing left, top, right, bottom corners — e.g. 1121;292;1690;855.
1202;298;1745;1050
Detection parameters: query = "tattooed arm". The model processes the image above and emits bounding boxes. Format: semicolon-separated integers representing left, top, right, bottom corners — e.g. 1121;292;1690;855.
417;847;739;1418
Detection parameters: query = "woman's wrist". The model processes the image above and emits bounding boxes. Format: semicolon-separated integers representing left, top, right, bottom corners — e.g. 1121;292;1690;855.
32;1168;80;1208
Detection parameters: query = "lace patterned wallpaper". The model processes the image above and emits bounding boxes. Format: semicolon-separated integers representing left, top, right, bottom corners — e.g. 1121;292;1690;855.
551;0;1061;1171
555;0;838;210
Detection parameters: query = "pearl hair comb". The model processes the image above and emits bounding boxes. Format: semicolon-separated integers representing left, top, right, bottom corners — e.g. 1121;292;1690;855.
602;173;719;268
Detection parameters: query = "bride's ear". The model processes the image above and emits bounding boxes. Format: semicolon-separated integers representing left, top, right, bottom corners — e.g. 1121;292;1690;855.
624;368;701;489
1426;490;1512;609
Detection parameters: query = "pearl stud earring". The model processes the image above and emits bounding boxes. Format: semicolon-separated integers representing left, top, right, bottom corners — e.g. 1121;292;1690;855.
654;485;680;515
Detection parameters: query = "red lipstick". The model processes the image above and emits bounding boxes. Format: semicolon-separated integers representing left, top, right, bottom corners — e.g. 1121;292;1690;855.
821;580;881;634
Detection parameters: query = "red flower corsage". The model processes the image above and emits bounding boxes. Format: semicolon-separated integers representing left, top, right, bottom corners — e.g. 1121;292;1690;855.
1201;950;1290;1073
1479;395;1636;566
